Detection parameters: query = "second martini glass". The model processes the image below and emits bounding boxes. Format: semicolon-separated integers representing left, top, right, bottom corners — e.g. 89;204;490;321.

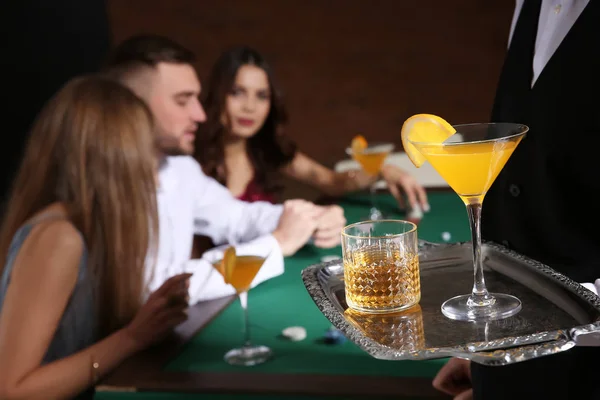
346;142;395;220
213;248;271;365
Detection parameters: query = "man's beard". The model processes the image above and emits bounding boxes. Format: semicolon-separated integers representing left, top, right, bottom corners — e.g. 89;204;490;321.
155;135;191;156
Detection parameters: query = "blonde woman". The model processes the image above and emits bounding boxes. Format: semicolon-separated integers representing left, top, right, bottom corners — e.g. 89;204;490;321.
0;76;190;399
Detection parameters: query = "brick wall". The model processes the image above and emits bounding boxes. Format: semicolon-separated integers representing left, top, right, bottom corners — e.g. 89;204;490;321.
107;0;514;198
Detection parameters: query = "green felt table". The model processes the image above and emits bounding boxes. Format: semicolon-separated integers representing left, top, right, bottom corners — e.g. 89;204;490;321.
96;191;469;400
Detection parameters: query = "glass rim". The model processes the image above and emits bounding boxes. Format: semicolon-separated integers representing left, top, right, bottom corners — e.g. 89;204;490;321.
408;122;529;147
341;219;417;239
345;142;395;155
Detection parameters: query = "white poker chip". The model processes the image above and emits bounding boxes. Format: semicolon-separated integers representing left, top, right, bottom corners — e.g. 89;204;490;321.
321;255;341;263
441;232;451;242
407;204;423;220
282;326;307;341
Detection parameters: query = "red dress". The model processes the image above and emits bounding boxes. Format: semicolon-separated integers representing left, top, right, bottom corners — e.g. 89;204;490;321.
237;179;276;204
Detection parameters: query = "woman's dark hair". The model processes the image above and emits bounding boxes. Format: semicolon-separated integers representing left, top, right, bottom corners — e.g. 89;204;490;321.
196;46;297;197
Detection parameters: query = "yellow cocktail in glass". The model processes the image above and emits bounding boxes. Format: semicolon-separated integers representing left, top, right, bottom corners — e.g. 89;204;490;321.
213;248;272;365
214;255;264;293
404;119;528;321
413;138;522;205
346;141;395;220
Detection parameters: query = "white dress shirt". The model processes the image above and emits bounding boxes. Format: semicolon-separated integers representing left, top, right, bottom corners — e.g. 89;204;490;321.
146;155;285;304
508;0;589;87
509;1;599;296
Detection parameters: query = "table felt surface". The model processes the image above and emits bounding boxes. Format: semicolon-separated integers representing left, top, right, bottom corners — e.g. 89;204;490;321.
166;192;469;375
95;191;470;399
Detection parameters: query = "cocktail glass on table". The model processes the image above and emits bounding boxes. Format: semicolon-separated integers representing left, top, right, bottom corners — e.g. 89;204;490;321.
346;135;394;220
213;247;271;365
402;114;528;321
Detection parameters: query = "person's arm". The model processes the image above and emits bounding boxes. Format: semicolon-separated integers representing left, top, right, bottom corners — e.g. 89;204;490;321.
282;152;374;196
0;221;140;400
283;152;429;210
181;157;284;244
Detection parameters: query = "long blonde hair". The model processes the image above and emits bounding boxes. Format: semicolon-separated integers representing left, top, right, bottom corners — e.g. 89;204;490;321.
0;75;158;335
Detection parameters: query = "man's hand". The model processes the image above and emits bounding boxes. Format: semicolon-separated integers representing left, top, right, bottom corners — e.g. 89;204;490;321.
272;199;319;256
312;205;346;248
432;357;473;400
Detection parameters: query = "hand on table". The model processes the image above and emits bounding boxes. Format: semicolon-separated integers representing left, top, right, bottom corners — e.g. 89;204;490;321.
381;164;429;212
432;357;473;400
272;199;319;256
312;204;346;248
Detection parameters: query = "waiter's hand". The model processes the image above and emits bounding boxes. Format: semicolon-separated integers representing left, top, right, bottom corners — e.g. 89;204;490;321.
432;357;473;400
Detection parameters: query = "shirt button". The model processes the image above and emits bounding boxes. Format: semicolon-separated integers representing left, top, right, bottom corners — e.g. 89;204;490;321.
501;240;510;248
508;184;520;197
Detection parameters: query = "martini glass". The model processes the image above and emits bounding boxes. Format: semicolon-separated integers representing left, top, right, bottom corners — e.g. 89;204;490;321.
346;142;394;220
409;122;528;321
213;251;271;365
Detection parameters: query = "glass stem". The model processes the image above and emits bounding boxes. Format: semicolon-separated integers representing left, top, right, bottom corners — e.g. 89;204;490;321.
466;202;494;307
369;174;382;219
239;291;251;347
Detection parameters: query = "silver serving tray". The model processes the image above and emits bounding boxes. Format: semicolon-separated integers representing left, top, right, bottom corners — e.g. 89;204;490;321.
302;241;600;365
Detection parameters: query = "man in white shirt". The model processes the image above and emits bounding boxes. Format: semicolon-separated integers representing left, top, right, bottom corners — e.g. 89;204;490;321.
104;35;346;304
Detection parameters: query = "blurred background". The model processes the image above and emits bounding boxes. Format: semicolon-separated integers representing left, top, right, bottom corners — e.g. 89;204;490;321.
1;0;514;202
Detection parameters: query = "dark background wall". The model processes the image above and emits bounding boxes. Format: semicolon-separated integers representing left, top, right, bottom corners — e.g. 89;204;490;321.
1;0;111;203
106;1;514;163
1;1;514;201
107;0;514;198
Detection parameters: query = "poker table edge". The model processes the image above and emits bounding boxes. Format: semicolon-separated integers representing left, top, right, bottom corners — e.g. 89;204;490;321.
97;295;236;390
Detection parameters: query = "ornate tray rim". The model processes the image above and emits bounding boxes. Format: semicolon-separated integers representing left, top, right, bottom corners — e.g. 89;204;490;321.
302;240;600;365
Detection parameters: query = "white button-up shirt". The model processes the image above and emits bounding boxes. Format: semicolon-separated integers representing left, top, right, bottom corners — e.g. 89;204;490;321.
508;0;589;87
146;155;285;304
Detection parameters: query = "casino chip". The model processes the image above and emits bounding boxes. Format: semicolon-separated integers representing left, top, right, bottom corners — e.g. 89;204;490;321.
323;327;346;345
282;326;307;341
407;204;423;224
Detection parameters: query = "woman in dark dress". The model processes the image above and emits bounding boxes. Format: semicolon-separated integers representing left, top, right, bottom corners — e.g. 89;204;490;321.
196;46;429;210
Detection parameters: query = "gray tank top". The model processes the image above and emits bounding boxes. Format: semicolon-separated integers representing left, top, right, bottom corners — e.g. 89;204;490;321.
0;215;97;399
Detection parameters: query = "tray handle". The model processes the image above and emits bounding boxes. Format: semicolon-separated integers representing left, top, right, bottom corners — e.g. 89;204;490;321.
571;321;600;346
466;338;576;365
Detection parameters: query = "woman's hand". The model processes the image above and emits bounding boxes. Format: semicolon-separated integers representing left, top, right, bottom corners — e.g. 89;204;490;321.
381;164;429;212
123;273;192;350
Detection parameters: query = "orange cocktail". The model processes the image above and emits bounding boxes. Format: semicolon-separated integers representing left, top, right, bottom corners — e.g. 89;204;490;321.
412;138;522;205
351;144;393;176
346;135;394;220
213;247;272;366
402;115;528;322
213;255;264;293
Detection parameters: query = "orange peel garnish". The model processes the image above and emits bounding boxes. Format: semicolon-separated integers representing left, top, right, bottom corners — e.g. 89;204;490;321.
222;246;236;284
401;114;456;168
351;135;368;154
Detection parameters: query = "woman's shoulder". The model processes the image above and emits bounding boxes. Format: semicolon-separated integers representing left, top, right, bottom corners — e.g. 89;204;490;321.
13;213;85;276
